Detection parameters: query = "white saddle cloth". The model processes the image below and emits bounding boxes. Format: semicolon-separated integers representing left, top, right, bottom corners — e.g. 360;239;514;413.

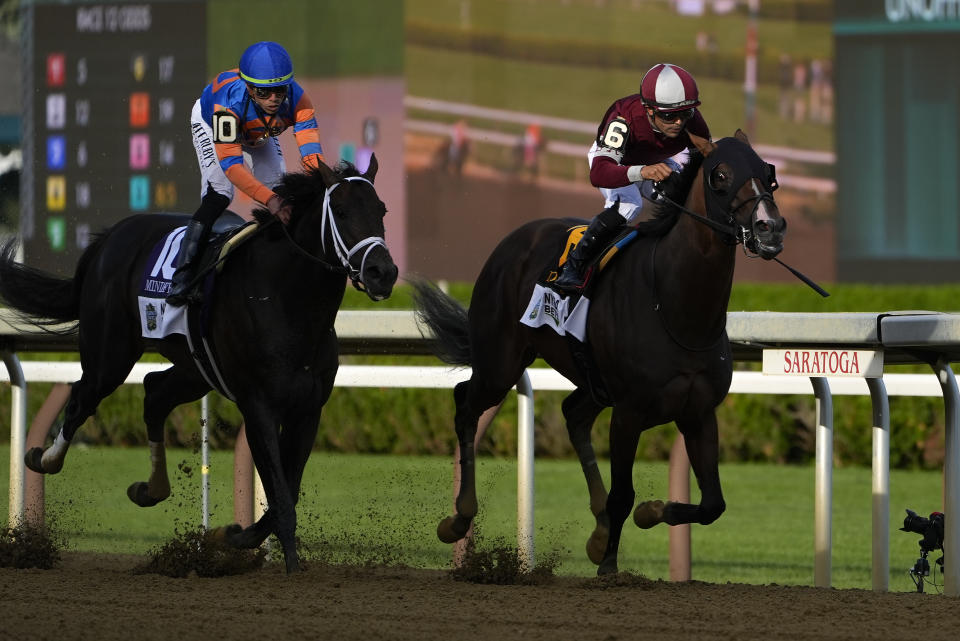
519;283;590;342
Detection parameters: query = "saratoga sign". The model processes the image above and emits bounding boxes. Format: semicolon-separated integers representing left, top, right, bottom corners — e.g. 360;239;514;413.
762;349;884;378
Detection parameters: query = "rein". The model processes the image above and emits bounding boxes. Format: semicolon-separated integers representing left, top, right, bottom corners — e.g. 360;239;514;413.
644;171;772;352
644;184;775;251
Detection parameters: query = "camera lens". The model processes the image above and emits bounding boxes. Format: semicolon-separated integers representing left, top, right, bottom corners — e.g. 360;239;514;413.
900;509;931;535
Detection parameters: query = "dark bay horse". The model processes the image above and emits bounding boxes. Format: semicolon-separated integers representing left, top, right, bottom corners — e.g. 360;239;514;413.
413;131;785;575
0;157;397;573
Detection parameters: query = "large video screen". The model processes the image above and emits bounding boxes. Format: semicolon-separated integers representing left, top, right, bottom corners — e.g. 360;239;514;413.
23;1;206;275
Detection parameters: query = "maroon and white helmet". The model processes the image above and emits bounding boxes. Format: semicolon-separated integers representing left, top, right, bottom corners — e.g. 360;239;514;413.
640;63;701;112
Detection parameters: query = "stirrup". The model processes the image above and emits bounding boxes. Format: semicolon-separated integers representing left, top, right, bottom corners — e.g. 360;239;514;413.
554;265;585;292
166;275;194;306
166;291;189;307
166;289;201;307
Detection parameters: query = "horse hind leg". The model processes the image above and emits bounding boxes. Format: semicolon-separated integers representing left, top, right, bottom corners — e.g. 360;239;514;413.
437;377;514;544
127;367;210;508
26;315;143;475
634;412;726;529
437;381;479;543
25;369;133;474
561;388;608;565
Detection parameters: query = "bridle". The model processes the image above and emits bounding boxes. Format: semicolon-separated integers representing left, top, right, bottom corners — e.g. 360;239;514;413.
643;145;826;295
645;164;780;256
280;176;388;291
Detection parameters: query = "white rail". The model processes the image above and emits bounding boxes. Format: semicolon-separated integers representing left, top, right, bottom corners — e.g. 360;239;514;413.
0;359;948;583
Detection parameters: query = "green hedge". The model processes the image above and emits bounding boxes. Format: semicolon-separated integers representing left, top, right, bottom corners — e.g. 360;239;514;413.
3;282;960;469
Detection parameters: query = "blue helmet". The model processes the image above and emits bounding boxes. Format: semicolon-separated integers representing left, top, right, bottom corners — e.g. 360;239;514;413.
238;41;294;87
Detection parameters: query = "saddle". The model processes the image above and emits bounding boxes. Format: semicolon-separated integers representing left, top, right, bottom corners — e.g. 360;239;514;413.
525;224;639;407
187;211;259;302
542;225;638;297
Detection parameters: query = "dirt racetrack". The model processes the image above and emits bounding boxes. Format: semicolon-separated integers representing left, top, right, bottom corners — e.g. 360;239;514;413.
2;551;957;641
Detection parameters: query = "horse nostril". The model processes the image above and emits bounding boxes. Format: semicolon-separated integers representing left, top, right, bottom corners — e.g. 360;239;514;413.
366;265;383;281
364;263;399;285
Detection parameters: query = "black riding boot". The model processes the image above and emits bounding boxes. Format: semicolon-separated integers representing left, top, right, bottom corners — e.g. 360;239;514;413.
554;206;624;292
166;220;208;306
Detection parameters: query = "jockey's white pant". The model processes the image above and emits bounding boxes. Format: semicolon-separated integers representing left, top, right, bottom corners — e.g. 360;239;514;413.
190;99;285;201
587;143;690;223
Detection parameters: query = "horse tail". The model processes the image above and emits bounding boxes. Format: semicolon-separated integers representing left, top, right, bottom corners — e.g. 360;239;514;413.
409;276;472;367
0;238;84;331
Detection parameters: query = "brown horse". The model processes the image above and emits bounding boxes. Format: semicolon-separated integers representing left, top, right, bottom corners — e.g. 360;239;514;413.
412;131;786;574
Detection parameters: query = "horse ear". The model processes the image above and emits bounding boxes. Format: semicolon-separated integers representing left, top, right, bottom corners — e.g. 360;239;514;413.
363;153;378;184
316;159;338;188
687;131;717;157
734;128;750;145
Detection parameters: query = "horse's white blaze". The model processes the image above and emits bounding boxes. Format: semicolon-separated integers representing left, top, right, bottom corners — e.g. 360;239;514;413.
750;179;777;224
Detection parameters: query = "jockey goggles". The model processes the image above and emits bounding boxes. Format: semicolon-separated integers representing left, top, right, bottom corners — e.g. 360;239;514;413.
654;107;695;123
250;84;288;99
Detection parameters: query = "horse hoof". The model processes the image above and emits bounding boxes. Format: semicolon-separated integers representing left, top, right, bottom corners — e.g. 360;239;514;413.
209;524;244;546
437;515;470;543
24;448;46;474
586;526;609;565
126;482;164;507
634;500;666;529
284;555;303;574
597;558;619;576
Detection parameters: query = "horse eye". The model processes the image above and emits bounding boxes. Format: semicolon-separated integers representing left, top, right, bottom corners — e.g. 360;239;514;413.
709;166;733;193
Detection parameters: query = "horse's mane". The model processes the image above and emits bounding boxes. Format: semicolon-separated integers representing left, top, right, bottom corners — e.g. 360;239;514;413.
632;151;705;238
251;161;364;225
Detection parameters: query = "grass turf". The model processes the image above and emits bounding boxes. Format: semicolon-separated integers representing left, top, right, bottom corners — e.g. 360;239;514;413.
0;445;944;592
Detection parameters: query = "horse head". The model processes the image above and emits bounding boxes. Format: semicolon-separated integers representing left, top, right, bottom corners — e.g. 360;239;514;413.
688;130;786;260
284;154;398;301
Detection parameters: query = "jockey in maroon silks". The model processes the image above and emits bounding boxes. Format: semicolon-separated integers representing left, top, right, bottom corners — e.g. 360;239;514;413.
554;63;712;293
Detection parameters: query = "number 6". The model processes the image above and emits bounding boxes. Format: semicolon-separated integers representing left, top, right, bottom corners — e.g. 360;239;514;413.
603;120;628;150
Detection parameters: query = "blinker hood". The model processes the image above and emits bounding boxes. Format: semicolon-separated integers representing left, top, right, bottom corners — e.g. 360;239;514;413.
701;138;772;216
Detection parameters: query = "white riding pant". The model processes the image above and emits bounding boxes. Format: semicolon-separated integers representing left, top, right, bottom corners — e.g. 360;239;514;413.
587;142;689;223
190;99;285;201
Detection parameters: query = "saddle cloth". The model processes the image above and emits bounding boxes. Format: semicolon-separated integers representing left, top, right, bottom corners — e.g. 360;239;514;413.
137;214;256;339
138;226;189;339
519;225;637;342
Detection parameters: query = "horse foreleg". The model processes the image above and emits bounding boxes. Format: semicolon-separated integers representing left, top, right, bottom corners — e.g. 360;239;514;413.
240;402;300;573
598;406;642;576
562;389;608;564
635;412;726;528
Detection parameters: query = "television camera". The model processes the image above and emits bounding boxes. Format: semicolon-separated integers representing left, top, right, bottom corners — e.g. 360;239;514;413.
900;509;944;593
